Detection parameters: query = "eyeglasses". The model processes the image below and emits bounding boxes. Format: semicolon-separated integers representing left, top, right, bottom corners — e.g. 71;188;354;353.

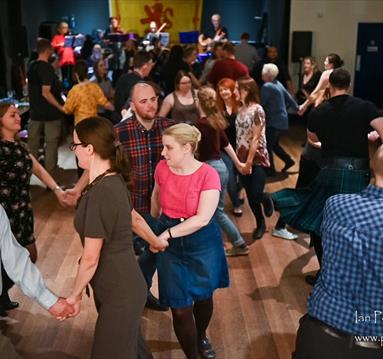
69;142;87;151
179;80;192;85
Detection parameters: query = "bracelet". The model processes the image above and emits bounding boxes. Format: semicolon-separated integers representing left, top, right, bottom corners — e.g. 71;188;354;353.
167;228;173;239
52;185;61;192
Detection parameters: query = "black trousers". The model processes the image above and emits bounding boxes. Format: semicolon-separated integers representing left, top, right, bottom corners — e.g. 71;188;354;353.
292;314;383;359
266;126;293;172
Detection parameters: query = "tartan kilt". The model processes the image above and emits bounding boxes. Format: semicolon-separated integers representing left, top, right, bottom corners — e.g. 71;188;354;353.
272;167;370;236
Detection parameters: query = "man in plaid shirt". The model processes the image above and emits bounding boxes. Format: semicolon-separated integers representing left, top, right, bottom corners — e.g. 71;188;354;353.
115;81;174;311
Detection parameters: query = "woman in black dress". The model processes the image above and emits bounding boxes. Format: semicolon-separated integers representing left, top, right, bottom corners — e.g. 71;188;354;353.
66;116;167;358
0;102;66;314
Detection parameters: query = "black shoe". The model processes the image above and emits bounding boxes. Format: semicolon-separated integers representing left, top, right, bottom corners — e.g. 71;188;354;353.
252;225;266;240
262;193;274;217
281;159;295;172
145;292;168;311
198;336;216;359
305;274;318;286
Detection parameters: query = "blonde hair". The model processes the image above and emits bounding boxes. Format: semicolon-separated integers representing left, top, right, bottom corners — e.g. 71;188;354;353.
262;63;279;80
197;86;227;130
163;123;201;154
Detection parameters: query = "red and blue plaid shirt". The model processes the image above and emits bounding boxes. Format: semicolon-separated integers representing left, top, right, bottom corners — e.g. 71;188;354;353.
114;116;174;214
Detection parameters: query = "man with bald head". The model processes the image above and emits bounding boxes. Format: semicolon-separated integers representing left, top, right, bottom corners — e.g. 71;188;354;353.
115;82;174;311
292;145;383;358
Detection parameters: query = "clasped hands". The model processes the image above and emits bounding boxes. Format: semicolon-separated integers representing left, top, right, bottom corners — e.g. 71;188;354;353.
48;295;82;321
237;162;252;175
149;235;169;253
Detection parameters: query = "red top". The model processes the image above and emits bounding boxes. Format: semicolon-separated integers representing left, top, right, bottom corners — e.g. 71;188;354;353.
195;117;229;162
51;34;75;66
154;160;221;218
208;58;248;87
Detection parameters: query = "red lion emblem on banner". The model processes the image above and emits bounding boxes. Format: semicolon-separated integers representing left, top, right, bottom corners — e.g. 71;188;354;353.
140;0;174;32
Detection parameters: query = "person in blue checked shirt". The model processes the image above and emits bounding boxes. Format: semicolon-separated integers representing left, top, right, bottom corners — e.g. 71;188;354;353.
292;145;383;358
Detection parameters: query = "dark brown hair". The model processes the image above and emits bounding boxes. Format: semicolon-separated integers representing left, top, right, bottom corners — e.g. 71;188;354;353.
36;37;52;54
75;117;133;189
174;70;192;90
0;102;19;141
93;59;107;82
327;53;344;69
329;68;350;90
237;76;260;105
74;60;89;81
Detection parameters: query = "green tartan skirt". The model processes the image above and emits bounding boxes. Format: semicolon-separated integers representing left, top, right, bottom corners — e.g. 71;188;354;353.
272;167;370;236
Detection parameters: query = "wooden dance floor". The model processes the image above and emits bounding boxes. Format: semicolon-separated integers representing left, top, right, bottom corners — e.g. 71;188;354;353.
2;123;320;359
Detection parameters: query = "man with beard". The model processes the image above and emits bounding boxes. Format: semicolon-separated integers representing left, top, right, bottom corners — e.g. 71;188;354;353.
114;82;174;311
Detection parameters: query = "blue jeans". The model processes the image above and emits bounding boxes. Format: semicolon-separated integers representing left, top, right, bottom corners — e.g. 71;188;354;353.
221;152;242;208
135;213;159;290
206;159;246;247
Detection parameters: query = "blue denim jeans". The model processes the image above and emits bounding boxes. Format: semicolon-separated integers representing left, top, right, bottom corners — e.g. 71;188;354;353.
135;213;159;290
221;152;242;208
206;159;246;247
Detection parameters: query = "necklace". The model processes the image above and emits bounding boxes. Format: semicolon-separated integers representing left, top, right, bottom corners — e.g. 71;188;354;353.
80;168;114;198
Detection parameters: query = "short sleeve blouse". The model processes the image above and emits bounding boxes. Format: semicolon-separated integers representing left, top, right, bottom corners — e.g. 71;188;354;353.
154;160;221;218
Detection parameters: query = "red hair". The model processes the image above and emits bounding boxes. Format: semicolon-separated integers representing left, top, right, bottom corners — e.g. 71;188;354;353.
216;78;239;115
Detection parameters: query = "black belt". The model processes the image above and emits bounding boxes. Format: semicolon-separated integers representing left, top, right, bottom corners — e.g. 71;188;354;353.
309;316;382;350
322;157;370;171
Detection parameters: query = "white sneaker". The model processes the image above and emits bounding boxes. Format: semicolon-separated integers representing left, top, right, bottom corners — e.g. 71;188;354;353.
272;228;298;240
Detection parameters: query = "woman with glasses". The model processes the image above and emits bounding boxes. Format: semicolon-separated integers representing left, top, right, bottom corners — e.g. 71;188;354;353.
67;116;167;358
0;102;66;315
158;70;200;124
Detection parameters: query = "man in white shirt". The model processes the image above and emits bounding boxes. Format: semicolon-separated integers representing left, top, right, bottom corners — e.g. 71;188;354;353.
0;205;73;358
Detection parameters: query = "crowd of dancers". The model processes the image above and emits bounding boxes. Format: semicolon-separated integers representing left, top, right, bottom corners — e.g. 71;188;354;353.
1;12;383;359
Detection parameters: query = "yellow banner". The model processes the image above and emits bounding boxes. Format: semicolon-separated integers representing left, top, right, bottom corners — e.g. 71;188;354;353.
110;0;203;43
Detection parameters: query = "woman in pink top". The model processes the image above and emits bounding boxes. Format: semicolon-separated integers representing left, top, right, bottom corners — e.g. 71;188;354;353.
150;123;229;359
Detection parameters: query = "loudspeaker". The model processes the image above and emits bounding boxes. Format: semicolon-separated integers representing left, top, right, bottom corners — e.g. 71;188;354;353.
291;31;312;62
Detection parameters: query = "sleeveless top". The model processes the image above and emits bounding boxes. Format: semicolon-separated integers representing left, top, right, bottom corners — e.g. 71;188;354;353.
170;92;200;124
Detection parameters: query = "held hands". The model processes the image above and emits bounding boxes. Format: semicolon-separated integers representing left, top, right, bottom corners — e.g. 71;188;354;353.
241;162;253;175
48;297;75;321
298;104;306;116
65;295;82;318
149;233;169;253
55;188;68;208
62;188;82;208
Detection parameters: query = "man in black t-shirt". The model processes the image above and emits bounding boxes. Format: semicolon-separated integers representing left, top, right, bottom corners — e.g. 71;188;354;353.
273;68;383;286
27;38;64;175
113;51;154;122
305;68;383;279
308;70;382;159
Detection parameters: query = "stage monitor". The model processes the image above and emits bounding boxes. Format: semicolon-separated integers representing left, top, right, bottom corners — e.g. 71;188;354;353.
179;31;199;44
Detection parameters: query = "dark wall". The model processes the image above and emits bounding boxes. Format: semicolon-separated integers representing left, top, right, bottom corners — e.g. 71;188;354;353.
21;0;109;50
